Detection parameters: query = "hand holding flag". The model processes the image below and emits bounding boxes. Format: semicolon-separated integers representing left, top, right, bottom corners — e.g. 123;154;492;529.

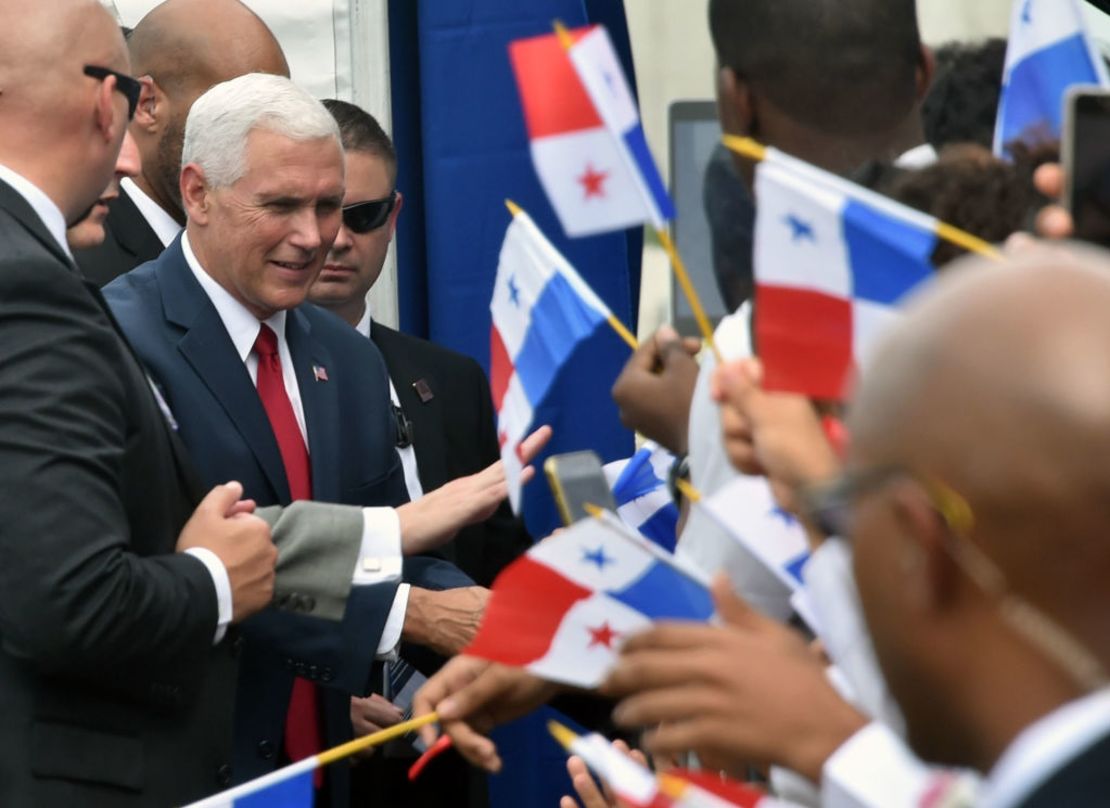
604;575;868;783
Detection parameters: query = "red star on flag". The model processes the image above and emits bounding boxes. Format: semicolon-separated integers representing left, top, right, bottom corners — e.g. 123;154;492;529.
587;621;619;649
577;163;609;199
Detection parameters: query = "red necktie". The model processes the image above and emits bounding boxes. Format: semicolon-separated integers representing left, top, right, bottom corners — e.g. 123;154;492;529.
253;324;322;783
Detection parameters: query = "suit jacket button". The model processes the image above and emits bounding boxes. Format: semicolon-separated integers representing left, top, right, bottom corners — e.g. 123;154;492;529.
303;595;316;612
258;740;275;760
216;763;232;787
321;667;334;683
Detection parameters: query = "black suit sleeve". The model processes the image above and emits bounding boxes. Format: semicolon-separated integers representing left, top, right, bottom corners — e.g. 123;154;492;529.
0;255;217;684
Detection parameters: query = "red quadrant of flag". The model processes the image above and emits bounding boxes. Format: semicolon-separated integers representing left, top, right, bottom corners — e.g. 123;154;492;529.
509;26;600;139
465;556;592;666
756;283;855;400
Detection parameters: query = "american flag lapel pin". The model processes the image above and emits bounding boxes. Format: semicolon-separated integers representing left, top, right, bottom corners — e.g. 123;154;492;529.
313;364;329;382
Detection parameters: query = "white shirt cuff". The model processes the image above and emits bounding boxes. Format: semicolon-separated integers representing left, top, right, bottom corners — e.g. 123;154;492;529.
184;546;232;644
375;583;410;660
353;507;403;585
822;722;954;808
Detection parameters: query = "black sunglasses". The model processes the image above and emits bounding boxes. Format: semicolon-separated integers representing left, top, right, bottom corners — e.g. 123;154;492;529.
84;65;142;120
342;191;397;234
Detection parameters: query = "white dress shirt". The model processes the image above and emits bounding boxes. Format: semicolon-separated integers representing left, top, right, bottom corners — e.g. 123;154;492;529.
182;233;408;657
0;164;73;261
979;688;1110;808
120;177;183;247
355;308;425;502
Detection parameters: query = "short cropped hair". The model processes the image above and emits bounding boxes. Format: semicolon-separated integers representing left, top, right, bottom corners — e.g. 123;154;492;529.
708;0;922;135
321;99;397;183
183;73;340;188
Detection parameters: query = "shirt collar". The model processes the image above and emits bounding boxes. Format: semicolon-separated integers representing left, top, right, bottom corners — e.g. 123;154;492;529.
0;163;73;260
121;177;183;247
980;688;1110;808
894;142;938;169
355;307;372;339
182;230;286;361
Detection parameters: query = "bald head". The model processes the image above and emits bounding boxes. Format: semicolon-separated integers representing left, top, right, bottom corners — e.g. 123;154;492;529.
0;0;130;218
852;247;1110;625
127;0;289;221
129;0;288;96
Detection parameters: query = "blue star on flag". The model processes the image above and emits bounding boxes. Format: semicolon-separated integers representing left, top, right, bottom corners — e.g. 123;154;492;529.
508;275;521;306
581;546;614;571
784;213;816;243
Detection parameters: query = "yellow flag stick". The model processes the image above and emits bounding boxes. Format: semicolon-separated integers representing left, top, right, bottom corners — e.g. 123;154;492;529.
504;199;639;351
550;21;720;361
722;134;1003;261
316;712;440;766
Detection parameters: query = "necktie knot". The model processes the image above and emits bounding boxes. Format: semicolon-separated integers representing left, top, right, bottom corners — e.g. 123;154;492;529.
253;323;279;360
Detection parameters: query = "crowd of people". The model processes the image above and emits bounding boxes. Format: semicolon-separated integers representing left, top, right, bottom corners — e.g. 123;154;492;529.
0;0;1105;806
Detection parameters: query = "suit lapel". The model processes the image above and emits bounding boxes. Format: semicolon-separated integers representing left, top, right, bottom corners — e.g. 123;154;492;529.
0;179;74;269
159;241;291;502
371;323;451;492
109;187;170;264
287;310;341;501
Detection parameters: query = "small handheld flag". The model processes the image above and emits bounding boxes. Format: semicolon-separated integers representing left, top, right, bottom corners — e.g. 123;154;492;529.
750;148;942;399
548;720;777;807
700;476;812;593
994;0;1110;158
509;25;673;237
603;442;680;553
464;514;713;687
491;204;632;511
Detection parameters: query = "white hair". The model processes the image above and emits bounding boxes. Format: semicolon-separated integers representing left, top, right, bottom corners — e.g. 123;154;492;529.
182;73;340;188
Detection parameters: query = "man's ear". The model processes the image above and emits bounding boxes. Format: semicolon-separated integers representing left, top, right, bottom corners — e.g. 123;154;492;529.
889;481;959;614
916;45;936;103
716;66;755;138
132;76;161;134
387;191;404;239
93;77;125;145
179;163;210;225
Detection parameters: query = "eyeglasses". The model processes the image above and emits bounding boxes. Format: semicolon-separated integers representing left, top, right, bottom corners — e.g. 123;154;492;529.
800;465;972;539
342;191;397;234
804;464;1107;692
83;65;142;120
392;404;414;449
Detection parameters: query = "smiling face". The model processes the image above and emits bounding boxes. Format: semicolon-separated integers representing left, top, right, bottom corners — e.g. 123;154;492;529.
185;127;345;319
309;149;399;318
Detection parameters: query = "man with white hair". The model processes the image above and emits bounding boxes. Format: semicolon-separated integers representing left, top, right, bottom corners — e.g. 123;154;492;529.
103;72;540;804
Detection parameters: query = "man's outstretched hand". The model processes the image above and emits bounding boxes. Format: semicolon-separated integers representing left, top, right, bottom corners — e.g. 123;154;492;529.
399;425;552;555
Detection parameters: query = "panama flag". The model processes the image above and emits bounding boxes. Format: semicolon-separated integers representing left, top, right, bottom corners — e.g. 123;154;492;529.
603;441;680;553
700;476;812;593
490;207;617;510
753;149;938;399
464;514;713;687
509;24;674;237
549;721;779;808
994;0;1109;158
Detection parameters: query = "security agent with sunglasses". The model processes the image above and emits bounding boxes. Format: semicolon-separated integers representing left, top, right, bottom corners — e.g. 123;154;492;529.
309;100;532;806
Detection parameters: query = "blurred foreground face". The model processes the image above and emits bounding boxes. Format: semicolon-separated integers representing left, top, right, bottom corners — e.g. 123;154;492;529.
67;130;142;250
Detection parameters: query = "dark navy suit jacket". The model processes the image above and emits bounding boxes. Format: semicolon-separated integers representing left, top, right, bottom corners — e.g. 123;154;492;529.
102;236;470;802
